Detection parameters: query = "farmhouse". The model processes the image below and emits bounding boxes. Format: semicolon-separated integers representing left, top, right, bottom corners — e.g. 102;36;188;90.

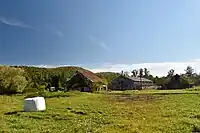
67;71;107;92
164;74;193;89
108;75;153;90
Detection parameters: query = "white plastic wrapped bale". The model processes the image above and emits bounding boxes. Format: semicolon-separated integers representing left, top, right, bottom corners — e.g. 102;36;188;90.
24;97;46;112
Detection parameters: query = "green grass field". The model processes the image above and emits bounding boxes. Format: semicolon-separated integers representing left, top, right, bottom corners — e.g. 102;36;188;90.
1;90;200;133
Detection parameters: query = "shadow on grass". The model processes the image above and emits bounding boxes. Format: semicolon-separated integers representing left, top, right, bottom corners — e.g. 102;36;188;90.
152;92;200;95
107;93;132;96
192;125;200;132
107;91;200;96
70;110;87;115
108;91;200;102
4;110;45;115
4;111;23;115
110;94;163;102
181;120;200;132
4;111;70;121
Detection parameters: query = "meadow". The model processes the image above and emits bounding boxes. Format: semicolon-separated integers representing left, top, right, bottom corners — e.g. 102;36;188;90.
1;90;200;133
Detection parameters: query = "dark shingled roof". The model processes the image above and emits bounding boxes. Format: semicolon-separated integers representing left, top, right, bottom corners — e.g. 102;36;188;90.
77;71;103;83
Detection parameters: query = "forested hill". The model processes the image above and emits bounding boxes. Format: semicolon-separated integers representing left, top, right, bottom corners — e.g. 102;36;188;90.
96;72;120;84
0;65;121;94
11;66;119;84
16;66;86;78
13;66;88;83
1;65;198;94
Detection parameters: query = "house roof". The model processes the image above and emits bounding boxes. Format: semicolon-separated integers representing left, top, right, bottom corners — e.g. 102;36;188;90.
123;75;153;82
77;71;103;83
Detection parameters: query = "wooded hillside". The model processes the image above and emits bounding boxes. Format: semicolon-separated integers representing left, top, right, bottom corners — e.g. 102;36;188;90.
0;65;199;94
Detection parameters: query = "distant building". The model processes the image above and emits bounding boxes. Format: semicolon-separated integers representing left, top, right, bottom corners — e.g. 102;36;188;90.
108;75;154;90
67;71;107;92
194;79;200;86
164;74;193;89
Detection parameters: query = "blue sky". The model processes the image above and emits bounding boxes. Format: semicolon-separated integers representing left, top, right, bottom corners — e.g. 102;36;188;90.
1;0;200;76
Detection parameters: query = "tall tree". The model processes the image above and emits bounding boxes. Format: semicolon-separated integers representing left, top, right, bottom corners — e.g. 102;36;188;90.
185;66;194;77
154;76;167;86
124;71;129;77
138;68;144;90
167;69;174;77
121;70;124;75
148;74;154;81
131;69;138;77
138;68;144;78
0;66;28;94
144;68;150;78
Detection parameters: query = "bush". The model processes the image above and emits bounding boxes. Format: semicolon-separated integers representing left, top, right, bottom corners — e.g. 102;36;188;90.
0;66;28;94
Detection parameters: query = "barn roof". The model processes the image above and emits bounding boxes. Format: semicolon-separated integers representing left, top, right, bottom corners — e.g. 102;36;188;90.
123;75;153;82
166;74;194;84
76;71;103;83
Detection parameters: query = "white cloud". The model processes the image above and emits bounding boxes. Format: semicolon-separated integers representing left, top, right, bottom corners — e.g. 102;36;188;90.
29;64;81;68
88;35;110;52
24;58;200;77
46;25;64;37
50;28;63;37
89;59;200;77
99;42;110;52
54;30;64;37
0;16;37;30
30;65;57;68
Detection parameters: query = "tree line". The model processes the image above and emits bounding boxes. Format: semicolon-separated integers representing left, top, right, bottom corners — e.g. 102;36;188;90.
121;66;199;86
0;65;199;94
0;66;86;94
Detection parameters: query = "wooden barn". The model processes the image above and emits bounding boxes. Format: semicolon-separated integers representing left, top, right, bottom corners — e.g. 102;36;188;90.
164;74;192;89
67;71;107;92
108;75;154;90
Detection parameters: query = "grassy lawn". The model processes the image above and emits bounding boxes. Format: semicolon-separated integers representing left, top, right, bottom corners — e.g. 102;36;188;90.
1;90;200;133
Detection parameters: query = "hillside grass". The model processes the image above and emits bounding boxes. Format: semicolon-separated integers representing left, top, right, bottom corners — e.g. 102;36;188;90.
1;90;200;133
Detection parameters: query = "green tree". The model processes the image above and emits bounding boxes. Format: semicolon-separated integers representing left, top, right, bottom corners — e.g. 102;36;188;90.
148;74;154;81
120;70;129;76
96;72;120;84
167;69;174;77
143;68;150;78
139;68;144;78
131;69;138;77
124;71;129;77
154;76;167;86
0;66;28;94
121;70;124;75
185;66;194;77
57;79;62;90
138;68;144;90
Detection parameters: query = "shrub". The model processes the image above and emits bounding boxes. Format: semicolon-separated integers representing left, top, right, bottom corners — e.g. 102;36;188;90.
0;66;28;94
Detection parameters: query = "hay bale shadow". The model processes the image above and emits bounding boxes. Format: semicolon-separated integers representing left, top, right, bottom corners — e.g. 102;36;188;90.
4;111;23;115
192;125;200;132
70;110;87;115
